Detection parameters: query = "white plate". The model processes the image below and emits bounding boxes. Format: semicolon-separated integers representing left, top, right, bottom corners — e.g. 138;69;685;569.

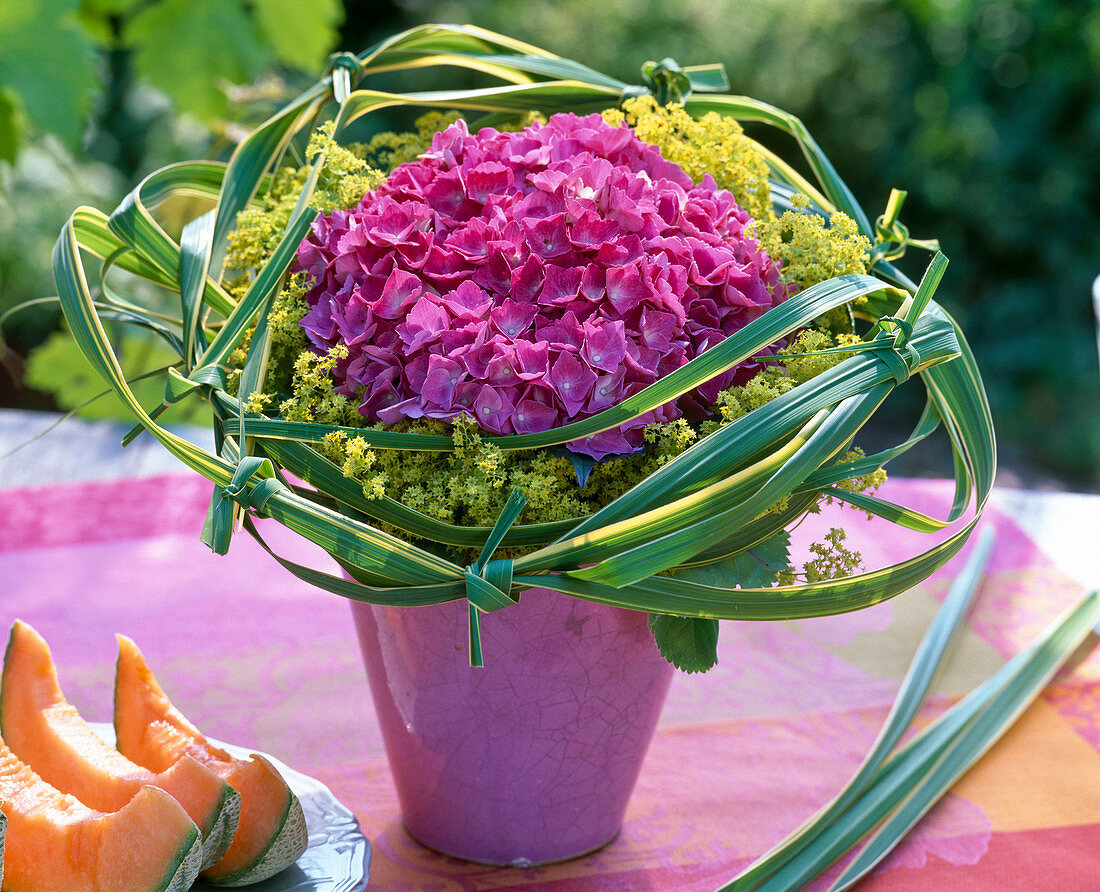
91;724;371;891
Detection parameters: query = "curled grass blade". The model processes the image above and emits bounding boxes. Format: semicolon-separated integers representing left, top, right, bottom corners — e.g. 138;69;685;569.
179;211;215;366
562;389;891;586
684;94;872;237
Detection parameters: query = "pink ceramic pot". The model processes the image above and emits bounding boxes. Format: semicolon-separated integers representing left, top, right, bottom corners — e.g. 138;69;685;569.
350;587;674;866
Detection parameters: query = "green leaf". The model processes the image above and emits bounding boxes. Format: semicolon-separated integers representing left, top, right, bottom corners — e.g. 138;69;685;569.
647;614;719;673
123;0;269;120
825;592;1100;891
745;590;1100;892
672;530;790;589
81;0;145;15
0;87;23;164
24;330;202;425
252;0;343;72
0;0;98;151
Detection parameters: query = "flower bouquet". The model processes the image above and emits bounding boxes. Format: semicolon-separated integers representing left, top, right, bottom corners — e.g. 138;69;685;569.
53;24;996;870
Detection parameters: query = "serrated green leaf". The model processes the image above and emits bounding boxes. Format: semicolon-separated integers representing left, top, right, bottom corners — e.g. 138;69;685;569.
0;0;98;150
123;0;269;120
673;530;790;589
252;0;342;72
647;614;719;673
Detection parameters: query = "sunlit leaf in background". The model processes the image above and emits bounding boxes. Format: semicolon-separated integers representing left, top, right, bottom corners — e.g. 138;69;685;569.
0;0;98;149
123;0;270;120
0;89;23;165
254;0;345;73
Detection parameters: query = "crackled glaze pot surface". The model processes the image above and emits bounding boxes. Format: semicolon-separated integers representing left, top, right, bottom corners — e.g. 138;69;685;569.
351;587;674;866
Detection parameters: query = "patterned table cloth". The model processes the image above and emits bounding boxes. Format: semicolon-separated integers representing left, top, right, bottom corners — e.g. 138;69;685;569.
1;472;1097;890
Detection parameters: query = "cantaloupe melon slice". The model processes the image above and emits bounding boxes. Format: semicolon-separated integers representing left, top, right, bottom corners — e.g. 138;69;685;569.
0;621;240;871
0;735;203;891
114;634;308;886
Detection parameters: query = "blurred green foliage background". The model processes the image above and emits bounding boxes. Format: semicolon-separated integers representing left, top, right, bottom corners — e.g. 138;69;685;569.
2;0;1097;487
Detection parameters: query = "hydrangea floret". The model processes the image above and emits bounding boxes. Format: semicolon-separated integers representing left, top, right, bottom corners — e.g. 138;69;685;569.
294;112;789;459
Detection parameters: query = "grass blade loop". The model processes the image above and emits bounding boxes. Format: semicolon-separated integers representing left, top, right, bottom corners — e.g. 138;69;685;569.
464;488;527;665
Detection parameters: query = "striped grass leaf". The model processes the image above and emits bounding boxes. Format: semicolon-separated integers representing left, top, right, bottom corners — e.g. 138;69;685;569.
517;504;983;621
684;94;872;238
54;219;237;487
255;436;577;549
513;409;837;575
190;207;317;379
104;162;237;316
737;589;1100;892
179;211;215;366
334;81;622;133
560;389;893;585
823;591;1100;891
356;23;563;67
719;527;994;890
554;312;961;545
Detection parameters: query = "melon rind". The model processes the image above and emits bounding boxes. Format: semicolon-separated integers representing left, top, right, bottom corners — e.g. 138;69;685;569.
201;775;308;887
158;754;242;870
115;634;309;885
162;825;205;892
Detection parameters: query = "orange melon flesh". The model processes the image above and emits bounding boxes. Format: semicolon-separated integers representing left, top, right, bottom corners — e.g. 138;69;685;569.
0;736;203;891
115;634;308;885
0;621;239;870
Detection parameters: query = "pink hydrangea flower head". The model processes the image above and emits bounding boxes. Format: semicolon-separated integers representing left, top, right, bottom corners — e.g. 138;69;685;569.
296;112;788;459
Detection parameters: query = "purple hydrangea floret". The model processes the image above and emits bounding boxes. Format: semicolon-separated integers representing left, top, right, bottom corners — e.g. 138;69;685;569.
295;113;788;459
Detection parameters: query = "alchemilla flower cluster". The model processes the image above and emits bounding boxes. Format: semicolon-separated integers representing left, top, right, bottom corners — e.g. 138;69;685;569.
295;112;788;459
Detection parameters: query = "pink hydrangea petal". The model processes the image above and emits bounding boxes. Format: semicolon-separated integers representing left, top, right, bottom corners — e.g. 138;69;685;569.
467;161;513;203
586;367;626;413
372;269;424;320
522;213;572;259
581;319;627;372
422;355;465;407
513;399;559;434
549;351;598;416
396;296;449;352
569;210;619;248
539;264;584;307
377;397;424;425
605;263;652;314
513;340;550;380
472;384;517;434
510;254;544;303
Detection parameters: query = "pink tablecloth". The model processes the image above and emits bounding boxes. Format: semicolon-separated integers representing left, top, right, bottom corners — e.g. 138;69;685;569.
2;475;1097;890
